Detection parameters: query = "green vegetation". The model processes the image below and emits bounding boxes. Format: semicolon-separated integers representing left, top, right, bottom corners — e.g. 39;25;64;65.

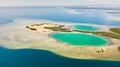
73;30;120;39
96;49;105;53
92;32;120;39
110;28;120;34
29;28;37;30
72;30;92;33
26;24;120;40
44;27;72;32
26;26;29;28
118;46;120;51
26;26;37;30
44;26;120;40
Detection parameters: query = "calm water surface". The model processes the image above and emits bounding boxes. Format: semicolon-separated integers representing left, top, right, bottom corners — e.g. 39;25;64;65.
0;47;120;67
74;25;100;31
0;7;120;26
51;33;108;46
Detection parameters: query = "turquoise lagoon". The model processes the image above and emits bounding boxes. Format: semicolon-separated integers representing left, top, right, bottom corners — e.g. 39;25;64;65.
74;25;100;32
51;33;109;46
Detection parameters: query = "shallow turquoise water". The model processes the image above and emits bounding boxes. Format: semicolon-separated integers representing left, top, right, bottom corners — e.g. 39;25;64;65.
51;33;109;46
74;25;100;31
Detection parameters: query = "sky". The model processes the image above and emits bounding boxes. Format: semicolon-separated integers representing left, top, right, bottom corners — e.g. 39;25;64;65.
0;0;119;6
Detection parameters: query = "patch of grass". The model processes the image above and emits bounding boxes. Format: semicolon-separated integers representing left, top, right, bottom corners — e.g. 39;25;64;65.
92;32;120;39
110;28;120;34
44;27;72;32
73;30;120;40
72;30;92;33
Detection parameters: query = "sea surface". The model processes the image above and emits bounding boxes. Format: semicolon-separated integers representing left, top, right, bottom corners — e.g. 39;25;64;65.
0;7;120;67
0;47;120;67
0;7;120;26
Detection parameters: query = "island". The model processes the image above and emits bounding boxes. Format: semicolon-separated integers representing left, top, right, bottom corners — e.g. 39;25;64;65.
0;19;120;61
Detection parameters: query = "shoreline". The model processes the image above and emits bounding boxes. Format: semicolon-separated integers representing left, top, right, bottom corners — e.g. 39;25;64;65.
49;32;109;47
4;46;120;62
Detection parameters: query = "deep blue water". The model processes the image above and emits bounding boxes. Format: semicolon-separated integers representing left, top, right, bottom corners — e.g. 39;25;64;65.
0;47;120;67
0;7;120;67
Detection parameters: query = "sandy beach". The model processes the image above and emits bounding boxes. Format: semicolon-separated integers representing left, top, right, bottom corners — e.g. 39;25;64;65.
0;19;120;61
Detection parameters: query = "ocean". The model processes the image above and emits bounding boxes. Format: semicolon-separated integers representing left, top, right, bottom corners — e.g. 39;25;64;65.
0;7;120;26
0;7;120;67
0;47;120;67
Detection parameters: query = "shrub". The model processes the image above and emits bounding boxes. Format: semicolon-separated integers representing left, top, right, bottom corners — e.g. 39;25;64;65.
118;46;120;51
